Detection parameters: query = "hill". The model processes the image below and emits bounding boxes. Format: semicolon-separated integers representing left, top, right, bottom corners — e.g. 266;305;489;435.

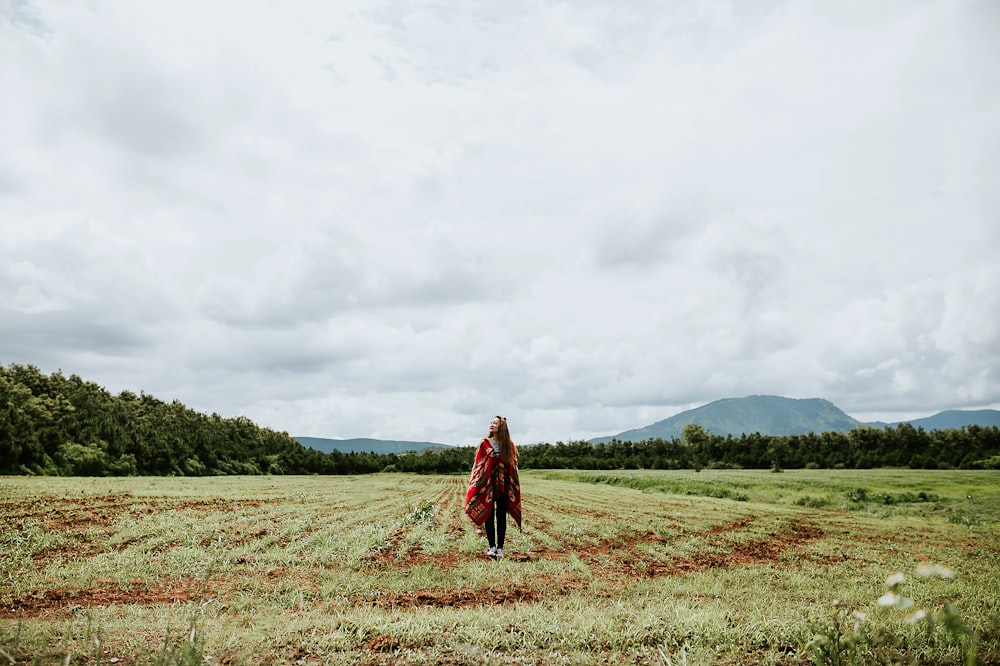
591;395;863;443
591;396;1000;444
294;436;451;454
890;409;1000;431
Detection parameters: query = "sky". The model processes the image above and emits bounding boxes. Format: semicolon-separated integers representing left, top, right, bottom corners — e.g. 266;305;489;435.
2;0;998;446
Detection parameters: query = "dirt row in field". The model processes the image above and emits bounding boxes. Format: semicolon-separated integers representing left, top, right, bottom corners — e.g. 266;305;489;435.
351;518;825;610
4;514;825;618
0;578;228;619
5;495;262;529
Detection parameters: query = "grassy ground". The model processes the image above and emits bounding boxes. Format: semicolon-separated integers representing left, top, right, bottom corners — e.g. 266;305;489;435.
1;469;998;665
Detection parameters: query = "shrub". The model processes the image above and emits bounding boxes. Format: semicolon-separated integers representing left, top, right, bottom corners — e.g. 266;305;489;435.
846;488;868;503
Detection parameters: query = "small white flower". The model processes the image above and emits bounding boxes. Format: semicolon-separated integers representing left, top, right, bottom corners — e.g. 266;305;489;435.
886;572;906;587
852;611;868;621
906;608;928;624
915;564;955;579
877;592;899;607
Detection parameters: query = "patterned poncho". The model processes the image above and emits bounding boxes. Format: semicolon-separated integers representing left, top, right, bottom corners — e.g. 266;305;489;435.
464;438;522;529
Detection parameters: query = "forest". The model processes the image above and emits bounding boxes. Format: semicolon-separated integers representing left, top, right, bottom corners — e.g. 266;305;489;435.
2;364;998;476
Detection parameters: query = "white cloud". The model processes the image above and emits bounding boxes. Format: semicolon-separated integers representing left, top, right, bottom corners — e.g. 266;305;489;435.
2;0;998;444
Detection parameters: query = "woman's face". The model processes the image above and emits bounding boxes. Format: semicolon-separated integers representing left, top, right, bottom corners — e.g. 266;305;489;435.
489;417;501;434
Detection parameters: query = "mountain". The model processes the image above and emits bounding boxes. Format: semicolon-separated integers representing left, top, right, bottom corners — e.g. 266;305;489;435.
294;436;452;454
887;409;1000;431
590;395;862;443
590;397;1000;444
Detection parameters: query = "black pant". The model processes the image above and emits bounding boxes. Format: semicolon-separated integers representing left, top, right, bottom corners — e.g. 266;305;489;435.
485;495;508;549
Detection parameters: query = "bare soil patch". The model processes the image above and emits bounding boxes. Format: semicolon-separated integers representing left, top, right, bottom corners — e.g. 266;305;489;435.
354;584;544;610
1;578;231;620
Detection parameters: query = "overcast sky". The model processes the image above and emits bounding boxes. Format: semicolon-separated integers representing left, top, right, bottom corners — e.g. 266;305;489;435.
2;0;998;445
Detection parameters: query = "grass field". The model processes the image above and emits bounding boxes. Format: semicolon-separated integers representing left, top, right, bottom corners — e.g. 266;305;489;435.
2;469;998;665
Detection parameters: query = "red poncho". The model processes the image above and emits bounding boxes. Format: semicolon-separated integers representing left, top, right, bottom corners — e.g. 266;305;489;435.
464;438;522;529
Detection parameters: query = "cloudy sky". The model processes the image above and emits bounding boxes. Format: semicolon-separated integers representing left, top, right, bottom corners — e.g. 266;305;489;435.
2;0;998;445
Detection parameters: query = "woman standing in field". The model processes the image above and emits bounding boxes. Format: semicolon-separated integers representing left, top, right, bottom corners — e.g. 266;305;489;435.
464;415;521;558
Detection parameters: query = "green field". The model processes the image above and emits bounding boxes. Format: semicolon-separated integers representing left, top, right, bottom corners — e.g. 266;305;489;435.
2;470;998;665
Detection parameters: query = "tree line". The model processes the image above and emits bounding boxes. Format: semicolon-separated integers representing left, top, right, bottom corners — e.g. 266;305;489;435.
520;423;1000;471
2;364;998;476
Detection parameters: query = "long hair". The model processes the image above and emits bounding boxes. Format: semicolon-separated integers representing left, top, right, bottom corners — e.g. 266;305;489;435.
492;415;517;465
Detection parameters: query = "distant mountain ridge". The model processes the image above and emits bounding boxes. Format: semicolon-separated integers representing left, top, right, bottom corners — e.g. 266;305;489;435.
295;399;1000;452
295;436;452;454
590;396;1000;444
881;409;1000;431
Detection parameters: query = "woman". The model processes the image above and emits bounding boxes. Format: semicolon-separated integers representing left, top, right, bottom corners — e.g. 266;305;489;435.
464;415;522;558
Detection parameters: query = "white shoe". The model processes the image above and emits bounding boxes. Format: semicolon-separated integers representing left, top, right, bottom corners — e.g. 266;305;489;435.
487;547;496;557
495;548;504;558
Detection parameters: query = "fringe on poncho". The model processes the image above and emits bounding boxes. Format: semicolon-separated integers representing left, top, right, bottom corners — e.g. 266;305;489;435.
464;438;522;529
